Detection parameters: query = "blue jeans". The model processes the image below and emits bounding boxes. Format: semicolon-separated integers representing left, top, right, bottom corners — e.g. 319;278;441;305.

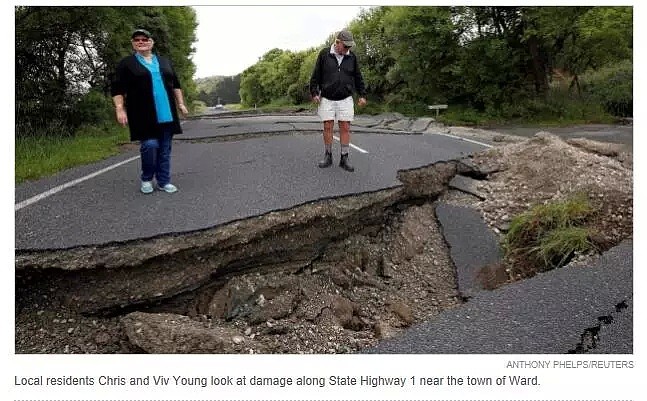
140;128;173;186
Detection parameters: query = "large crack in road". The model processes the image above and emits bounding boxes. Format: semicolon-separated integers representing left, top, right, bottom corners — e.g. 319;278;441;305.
16;158;479;353
15;121;633;354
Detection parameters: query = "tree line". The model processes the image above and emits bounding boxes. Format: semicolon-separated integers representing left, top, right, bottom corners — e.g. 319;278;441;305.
15;6;197;138
195;75;241;106
238;6;632;119
15;6;632;141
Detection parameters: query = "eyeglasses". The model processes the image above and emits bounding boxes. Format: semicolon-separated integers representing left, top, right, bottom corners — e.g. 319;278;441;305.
337;40;351;49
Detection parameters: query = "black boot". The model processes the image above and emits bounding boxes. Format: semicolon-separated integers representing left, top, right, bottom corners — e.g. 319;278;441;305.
318;151;333;168
339;153;354;172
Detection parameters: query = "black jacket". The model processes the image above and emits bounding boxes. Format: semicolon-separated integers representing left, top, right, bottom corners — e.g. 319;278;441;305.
309;48;367;101
111;54;183;141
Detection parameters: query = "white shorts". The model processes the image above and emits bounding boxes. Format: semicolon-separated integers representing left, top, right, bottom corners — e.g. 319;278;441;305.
318;96;354;122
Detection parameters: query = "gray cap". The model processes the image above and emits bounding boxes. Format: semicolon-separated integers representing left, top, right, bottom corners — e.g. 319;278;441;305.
336;30;355;47
131;29;152;39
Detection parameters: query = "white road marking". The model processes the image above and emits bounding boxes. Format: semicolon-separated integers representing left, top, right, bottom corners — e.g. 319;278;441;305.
17;122;188;211
15;155;140;211
333;135;369;154
433;132;493;148
19;123;489;212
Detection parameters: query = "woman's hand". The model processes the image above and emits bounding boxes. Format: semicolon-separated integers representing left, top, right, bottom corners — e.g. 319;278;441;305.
178;104;189;117
115;106;128;126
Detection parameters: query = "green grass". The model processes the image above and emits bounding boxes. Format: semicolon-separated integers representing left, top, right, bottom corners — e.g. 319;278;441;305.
502;194;597;275
436;87;619;127
192;100;208;114
504;194;593;248
16;124;130;184
439;105;616;127
224;103;244;111
246;95;618;127
531;227;596;269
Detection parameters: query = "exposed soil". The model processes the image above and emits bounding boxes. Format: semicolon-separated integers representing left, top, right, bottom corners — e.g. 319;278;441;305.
15;126;633;354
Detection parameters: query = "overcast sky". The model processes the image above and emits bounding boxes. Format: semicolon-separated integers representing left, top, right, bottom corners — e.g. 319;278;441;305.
191;5;367;78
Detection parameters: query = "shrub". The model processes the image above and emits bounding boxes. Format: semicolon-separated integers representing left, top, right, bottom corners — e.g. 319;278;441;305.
383;93;430;116
287;83;309;105
502;194;597;278
440;106;486;125
580;60;633;117
71;89;114;127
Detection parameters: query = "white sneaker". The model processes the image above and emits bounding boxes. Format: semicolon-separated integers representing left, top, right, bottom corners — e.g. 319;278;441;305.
158;183;178;193
140;181;154;194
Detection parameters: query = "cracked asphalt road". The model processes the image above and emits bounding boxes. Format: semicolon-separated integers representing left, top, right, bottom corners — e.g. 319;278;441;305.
14;112;633;354
15;114;482;250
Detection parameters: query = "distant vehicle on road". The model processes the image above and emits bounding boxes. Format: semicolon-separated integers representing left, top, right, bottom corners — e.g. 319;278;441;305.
214;104;224;109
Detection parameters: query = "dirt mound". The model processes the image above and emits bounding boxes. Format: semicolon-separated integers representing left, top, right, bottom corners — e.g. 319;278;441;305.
469;132;632;250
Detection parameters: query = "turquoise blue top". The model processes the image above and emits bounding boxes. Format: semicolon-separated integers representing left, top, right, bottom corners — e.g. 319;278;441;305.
135;53;173;123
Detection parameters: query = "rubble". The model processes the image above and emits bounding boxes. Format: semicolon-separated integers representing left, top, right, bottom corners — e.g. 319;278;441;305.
15;123;632;354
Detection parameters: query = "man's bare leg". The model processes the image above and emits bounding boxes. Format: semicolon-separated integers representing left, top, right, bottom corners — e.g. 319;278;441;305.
318;120;334;168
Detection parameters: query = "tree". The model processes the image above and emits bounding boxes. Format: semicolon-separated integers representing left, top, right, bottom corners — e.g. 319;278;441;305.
239;65;263;107
347;7;396;101
381;7;461;105
226;5;632;118
16;6;198;137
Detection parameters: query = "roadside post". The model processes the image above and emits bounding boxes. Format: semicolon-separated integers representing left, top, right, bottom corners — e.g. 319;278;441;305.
428;104;448;118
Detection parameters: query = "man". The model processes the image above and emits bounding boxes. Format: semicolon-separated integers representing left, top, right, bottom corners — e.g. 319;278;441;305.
310;29;367;172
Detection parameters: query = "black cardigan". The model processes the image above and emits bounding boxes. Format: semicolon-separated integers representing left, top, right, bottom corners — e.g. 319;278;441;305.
111;54;183;141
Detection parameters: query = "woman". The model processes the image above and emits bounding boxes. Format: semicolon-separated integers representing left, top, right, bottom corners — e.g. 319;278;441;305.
111;28;189;194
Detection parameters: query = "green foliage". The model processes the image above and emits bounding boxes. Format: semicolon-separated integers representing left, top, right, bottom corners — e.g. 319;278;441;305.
225;103;244;111
16;6;198;138
230;6;632;122
359;102;387;116
383;94;430;116
16;5;633;183
16;7;108;134
16;119;72;140
239;48;314;107
297;51;319;85
381;7;460;105
440;106;492;125
348;7;396;101
192;100;207;114
287;82;309;105
15;124;129;183
457;36;533;111
239;65;263;107
580;60;633;117
196;75;241;105
438;92;613;126
195;76;221;94
502;194;597;276
577;7;632;69
526;6;592;77
71;89;114;126
531;227;595;269
18;4;633;147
